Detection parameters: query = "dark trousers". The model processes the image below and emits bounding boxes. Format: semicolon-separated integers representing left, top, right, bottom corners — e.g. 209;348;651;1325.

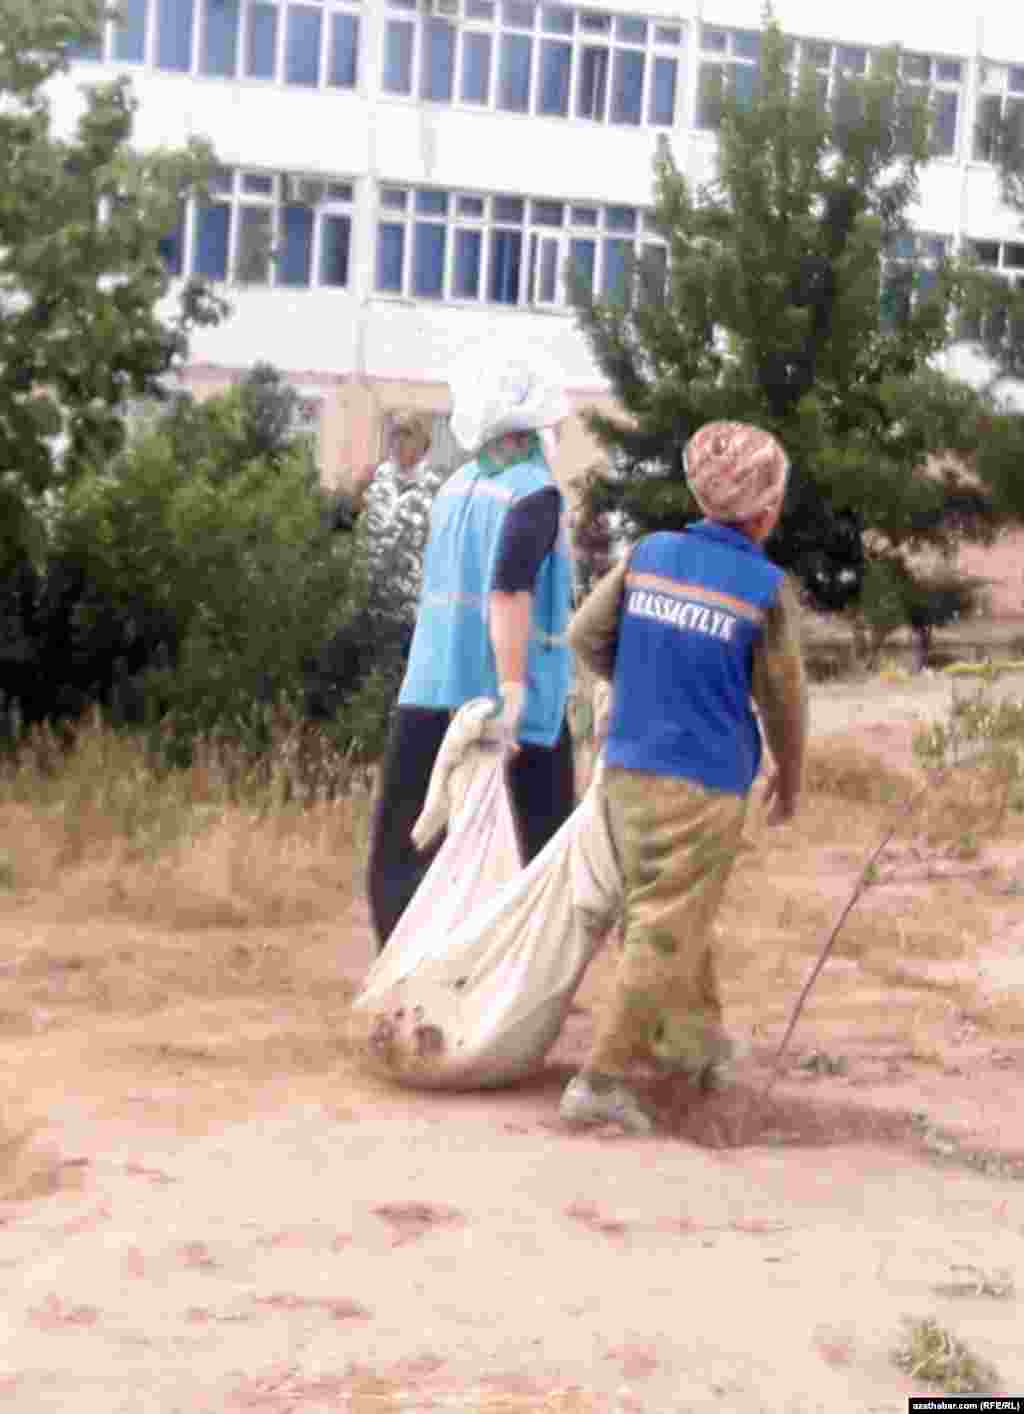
367;706;576;954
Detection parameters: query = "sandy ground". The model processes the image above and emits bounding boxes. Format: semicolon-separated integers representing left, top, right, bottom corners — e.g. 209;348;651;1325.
2;672;1024;1413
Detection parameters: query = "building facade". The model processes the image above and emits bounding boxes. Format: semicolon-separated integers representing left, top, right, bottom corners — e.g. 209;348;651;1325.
55;0;1024;508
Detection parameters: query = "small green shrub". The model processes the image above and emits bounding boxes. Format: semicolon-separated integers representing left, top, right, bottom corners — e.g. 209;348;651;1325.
892;1317;999;1394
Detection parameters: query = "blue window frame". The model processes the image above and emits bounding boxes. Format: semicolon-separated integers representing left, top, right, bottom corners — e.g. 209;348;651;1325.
497;33;532;112
489;229;522;303
454;229;482;297
320;215;351;286
244;3;277;77
732;62;758;110
461;32;492;103
158;204;186;276
328;12;359;87
570;238;596;297
377;224;406;292
602;238;631;299
529;235;559;302
576;46;608;119
649;56;676;125
285;6;322;86
156;0;194;70
933;91;958;156
639;243;667;305
200;0;239;77
383;19;414;93
605;206;637;233
616;16;647;43
112;0;148;62
538;40;571;116
237;206;273;283
413;224;446;297
279;205;314;286
611;48;644;125
68;20;103;60
416;190;449;216
194;202;231;281
421;18;455;101
542;4;572;35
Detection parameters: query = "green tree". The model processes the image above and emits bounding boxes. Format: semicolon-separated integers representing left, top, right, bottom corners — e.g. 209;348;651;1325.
573;17;1021;655
0;0;225;573
160;363;314;482
54;402;360;756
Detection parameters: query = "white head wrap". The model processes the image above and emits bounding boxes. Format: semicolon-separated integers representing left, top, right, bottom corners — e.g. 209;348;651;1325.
449;347;570;453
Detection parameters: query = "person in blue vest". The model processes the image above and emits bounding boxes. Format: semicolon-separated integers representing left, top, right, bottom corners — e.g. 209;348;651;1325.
559;421;808;1135
366;353;577;954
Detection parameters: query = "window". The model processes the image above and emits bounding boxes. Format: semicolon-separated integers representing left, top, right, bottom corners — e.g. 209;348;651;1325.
194;201;231;281
879;230;950;331
158;202;186;276
774;34;964;157
329;12;359;86
159;169;356;290
974;93;1002;162
696;27;761;130
974;74;1024;164
200;0;239;78
320;214;352;287
381;0;685;128
421;18;455;100
373;185;665;311
898;54;962;159
498;31;533;111
279;205;315;286
66;0;361;88
461;32;492;102
285;6;323;86
113;0;149;61
157;0;194;71
383;18;414;92
836;46;866;75
954;239;1024;346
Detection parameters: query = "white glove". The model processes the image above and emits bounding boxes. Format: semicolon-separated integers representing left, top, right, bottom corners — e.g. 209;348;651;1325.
495;680;525;752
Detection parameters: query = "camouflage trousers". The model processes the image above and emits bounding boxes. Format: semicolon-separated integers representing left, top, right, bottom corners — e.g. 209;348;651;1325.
586;766;749;1081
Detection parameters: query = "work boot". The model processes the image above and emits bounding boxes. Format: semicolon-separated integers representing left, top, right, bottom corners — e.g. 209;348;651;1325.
559;1072;654;1136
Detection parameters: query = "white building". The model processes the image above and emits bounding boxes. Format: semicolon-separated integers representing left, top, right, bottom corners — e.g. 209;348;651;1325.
53;0;1024;502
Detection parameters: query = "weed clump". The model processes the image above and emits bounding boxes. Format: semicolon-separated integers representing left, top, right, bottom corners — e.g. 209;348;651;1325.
892;1316;1000;1394
803;741;915;806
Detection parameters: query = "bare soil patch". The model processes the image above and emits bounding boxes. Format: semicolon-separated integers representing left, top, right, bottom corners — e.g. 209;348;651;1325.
1;672;1023;1411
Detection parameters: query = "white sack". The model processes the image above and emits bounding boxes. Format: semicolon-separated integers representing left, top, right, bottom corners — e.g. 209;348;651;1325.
351;701;621;1090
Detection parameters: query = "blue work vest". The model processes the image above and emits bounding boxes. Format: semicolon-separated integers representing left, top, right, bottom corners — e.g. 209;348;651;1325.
399;449;573;748
605;523;784;794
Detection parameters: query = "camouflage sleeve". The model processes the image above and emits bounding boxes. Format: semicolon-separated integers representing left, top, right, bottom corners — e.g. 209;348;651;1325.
567;557;629;682
751;574;808;800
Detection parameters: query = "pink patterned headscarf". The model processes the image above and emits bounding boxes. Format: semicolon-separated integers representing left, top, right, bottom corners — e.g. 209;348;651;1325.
684;422;789;523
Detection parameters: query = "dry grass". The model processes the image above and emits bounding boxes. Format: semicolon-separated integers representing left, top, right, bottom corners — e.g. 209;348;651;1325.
803;740;917;807
0;715;372;930
1;719;1022;1161
933;1265;1016;1300
892;1317;1000;1393
708;734;1024;1046
0;1104;85;1202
